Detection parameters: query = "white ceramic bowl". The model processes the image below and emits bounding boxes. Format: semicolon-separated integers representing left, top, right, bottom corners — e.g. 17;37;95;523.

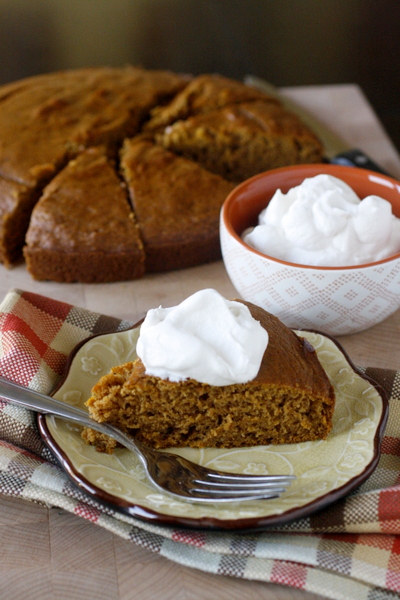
220;164;400;336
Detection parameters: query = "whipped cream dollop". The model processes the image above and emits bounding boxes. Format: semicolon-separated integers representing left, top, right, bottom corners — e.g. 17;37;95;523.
136;288;269;386
242;174;400;267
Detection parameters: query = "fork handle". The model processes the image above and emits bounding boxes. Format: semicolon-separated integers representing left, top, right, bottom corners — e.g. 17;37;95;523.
0;377;143;457
0;377;101;427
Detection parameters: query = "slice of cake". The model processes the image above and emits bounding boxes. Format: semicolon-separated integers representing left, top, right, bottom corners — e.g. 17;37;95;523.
83;290;335;452
24;147;145;282
156;100;324;182
144;73;279;132
120;138;236;272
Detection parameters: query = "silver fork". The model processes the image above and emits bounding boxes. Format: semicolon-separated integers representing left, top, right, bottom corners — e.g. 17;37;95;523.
0;377;295;504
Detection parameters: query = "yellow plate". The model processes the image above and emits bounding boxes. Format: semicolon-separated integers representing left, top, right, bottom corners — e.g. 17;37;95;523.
39;327;387;530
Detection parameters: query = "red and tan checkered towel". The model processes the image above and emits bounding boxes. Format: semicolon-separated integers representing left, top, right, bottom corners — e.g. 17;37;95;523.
1;288;399;600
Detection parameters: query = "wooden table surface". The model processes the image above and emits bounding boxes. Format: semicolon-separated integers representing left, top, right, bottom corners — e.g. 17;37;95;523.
0;84;399;600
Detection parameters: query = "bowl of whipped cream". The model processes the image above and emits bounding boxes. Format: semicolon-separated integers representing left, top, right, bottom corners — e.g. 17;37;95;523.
220;164;400;335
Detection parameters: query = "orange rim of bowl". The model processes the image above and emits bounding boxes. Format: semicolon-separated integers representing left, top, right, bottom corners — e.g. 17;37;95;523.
222;164;400;271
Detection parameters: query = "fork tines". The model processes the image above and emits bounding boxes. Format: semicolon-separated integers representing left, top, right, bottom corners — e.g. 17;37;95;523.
190;473;296;501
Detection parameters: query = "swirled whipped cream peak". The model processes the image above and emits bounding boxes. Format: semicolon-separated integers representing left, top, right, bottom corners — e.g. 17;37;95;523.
136;288;269;386
242;174;400;267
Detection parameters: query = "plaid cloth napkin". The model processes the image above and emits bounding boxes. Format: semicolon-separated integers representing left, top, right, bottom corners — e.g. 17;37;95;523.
1;288;399;600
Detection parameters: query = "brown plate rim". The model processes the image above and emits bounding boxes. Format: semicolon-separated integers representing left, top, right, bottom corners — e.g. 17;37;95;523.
38;324;389;531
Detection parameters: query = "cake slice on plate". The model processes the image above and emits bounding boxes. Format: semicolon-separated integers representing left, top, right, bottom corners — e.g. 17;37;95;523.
82;289;336;452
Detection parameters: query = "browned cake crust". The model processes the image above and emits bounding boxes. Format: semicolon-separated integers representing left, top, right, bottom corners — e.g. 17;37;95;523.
120;138;236;272
157;101;324;182
144;73;279;132
24;147;145;283
0;66;187;187
83;301;336;452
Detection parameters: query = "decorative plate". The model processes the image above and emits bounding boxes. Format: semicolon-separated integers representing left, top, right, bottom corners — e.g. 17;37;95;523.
38;327;388;530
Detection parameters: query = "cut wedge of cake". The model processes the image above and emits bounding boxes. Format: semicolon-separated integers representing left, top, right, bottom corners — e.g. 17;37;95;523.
144;73;279;132
120;137;236;272
24;147;145;282
157;100;324;182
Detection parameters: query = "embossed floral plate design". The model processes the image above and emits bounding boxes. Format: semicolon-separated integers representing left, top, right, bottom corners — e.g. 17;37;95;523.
38;327;388;530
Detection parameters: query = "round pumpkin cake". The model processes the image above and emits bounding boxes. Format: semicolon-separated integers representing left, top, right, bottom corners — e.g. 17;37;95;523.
0;67;323;282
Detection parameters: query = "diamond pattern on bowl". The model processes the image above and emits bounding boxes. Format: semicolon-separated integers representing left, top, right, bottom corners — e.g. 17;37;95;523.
220;219;400;335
